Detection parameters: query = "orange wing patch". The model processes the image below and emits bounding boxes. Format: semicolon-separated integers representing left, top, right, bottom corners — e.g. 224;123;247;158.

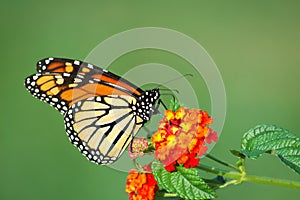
92;74;141;96
60;83;131;106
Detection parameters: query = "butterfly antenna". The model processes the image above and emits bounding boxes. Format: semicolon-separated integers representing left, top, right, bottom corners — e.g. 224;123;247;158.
159;88;180;94
154;73;193;88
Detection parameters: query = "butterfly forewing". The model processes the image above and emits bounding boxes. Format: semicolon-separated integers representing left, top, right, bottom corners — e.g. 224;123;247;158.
25;58;144;114
24;73;72;114
36;57;143;96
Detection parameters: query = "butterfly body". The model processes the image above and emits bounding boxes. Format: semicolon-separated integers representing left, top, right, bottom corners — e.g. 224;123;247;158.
25;58;160;164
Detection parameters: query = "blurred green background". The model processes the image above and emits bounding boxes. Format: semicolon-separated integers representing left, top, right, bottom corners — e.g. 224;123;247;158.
1;0;299;199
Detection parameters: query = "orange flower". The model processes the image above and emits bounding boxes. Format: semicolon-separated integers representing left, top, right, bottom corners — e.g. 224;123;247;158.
165;110;175;120
151;107;217;172
125;170;158;200
174;107;185;119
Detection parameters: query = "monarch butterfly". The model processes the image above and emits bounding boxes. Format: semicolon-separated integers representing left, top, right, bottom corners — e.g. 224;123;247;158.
24;57;162;164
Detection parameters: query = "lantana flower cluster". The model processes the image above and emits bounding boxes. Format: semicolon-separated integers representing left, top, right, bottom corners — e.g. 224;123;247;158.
128;138;149;159
125;170;158;200
125;106;218;199
151;107;218;171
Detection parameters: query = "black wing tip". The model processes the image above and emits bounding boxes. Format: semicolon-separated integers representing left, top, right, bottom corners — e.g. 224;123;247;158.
24;74;42;98
36;57;56;73
24;73;39;89
36;57;84;73
37;57;81;65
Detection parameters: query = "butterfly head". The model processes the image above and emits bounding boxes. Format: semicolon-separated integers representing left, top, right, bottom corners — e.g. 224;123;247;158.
133;89;160;121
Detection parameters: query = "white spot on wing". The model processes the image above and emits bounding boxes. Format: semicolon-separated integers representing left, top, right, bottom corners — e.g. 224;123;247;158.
87;64;93;69
52;98;58;102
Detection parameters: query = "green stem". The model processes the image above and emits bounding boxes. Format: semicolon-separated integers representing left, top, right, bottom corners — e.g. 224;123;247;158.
244;175;300;190
163;193;179;198
206;154;240;172
133;159;144;172
197;164;241;179
196;164;300;189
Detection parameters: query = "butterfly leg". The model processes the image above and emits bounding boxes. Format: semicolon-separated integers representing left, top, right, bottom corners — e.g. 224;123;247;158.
153;99;167;114
142;126;155;139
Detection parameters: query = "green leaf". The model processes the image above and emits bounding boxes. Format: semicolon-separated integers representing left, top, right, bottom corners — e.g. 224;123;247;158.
278;155;300;174
241;124;300;174
169;99;180;112
152;161;216;200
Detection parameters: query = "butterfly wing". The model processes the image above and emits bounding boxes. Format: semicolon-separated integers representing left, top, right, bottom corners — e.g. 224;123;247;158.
64;95;145;164
24;57;144;114
25;57;155;164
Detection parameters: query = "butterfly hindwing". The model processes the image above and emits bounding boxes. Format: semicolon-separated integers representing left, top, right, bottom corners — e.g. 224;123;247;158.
64;95;144;164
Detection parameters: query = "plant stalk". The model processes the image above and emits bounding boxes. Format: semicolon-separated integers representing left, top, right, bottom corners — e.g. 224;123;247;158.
197;164;300;189
206;154;240;172
163;193;179;197
244;175;300;190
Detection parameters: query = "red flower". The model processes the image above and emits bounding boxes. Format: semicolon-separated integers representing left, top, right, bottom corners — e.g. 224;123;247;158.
151;107;218;172
183;153;200;168
125;170;158;200
205;130;218;144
